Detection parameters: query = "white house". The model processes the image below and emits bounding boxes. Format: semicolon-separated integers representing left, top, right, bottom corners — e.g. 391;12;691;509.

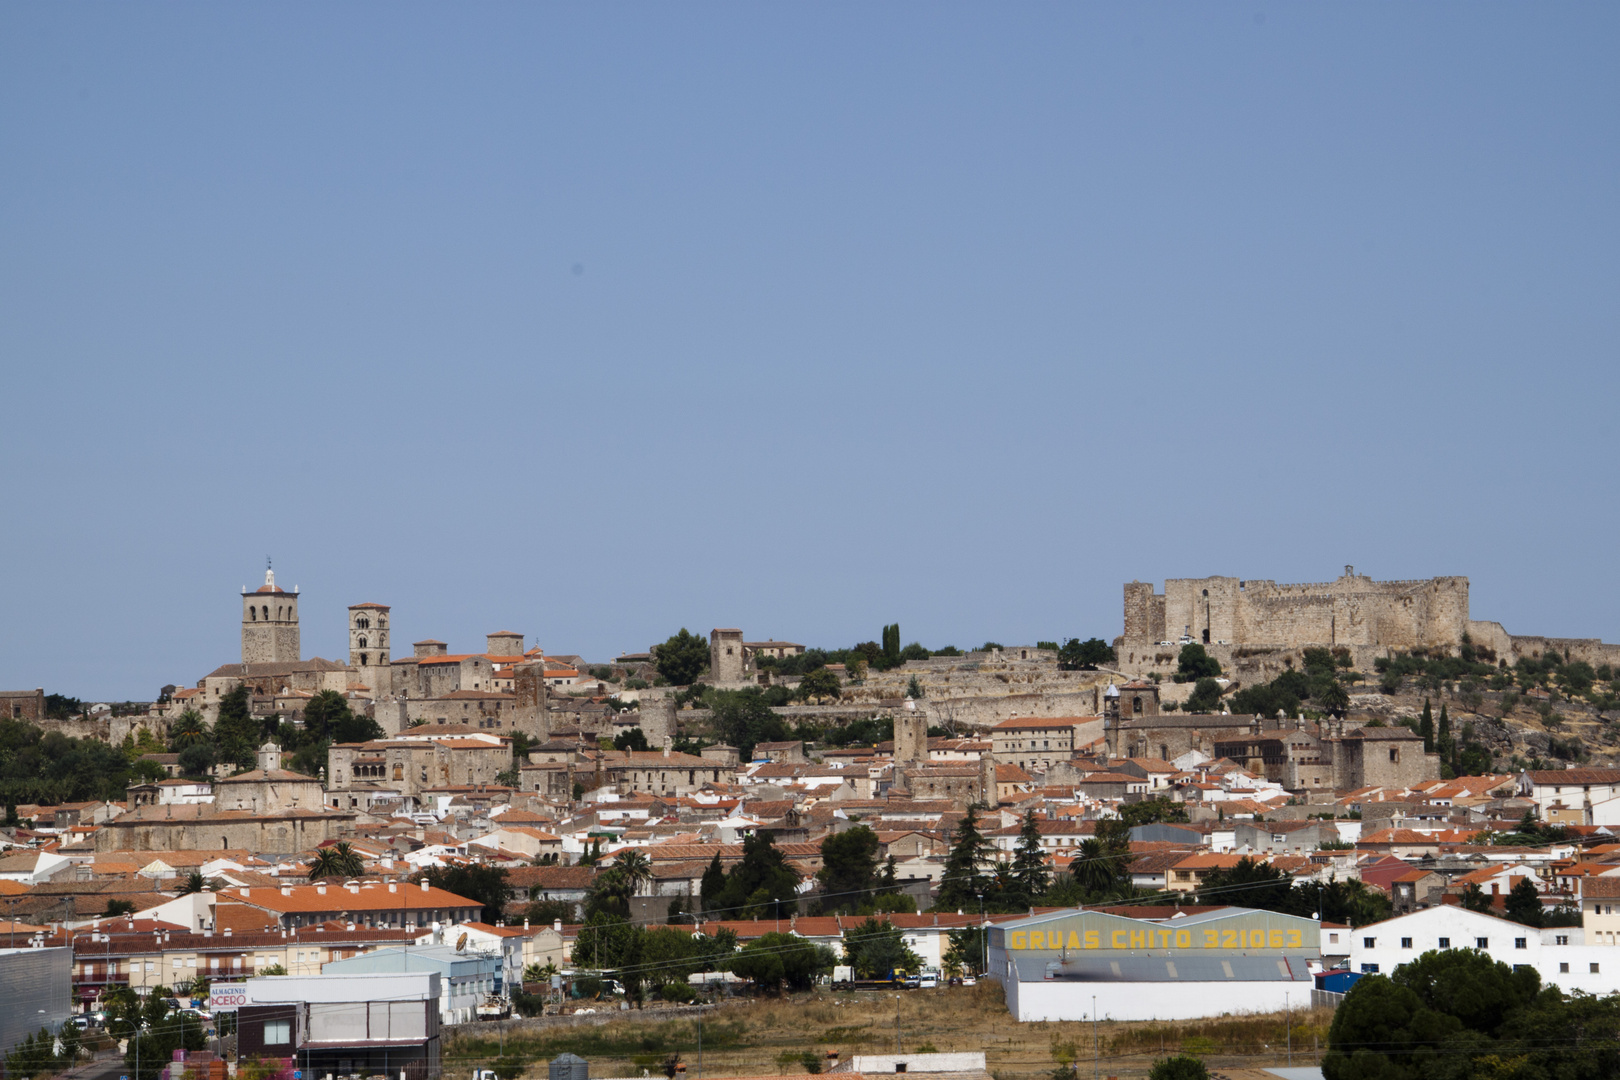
1517;769;1620;825
1347;906;1616;996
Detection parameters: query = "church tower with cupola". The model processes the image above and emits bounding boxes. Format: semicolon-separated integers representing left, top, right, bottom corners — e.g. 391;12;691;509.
241;562;300;665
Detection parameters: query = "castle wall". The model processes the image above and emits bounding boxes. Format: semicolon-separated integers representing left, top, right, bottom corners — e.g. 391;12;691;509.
1125;573;1471;652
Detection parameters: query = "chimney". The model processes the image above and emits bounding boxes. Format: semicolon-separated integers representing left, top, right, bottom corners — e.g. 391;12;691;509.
347;883;359;894
388;883;397;893
554;919;562;932
281;886;292;896
241;888;249;897
317;885;327;895
421;880;430;892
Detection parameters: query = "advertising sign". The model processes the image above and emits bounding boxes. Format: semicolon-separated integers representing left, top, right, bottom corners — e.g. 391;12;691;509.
207;984;249;1013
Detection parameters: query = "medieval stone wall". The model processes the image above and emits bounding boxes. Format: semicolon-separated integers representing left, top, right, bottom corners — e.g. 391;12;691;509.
1126;571;1471;652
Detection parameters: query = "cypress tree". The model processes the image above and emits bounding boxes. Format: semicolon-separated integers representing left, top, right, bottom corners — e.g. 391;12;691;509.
1419;698;1435;752
1011;810;1051;901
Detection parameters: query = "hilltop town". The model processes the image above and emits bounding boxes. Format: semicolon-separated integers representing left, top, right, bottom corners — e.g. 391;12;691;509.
7;565;1620;1078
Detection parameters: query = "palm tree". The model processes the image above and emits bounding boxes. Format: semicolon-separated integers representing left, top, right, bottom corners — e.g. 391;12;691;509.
178;871;208;895
307;847;341;881
615;849;652;895
168;711;208;751
307;842;366;881
330;841;366;878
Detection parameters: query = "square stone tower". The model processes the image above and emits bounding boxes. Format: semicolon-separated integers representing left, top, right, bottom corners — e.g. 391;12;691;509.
241;565;300;665
349;603;391;669
710;628;745;683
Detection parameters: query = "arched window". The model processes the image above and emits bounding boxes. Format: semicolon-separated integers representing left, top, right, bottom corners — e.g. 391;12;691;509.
262;606;270;621
360;654;368;667
357;636;367;650
250;606;257;621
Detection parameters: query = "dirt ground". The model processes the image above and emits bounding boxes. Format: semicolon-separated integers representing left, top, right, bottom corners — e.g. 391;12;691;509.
445;985;1335;1080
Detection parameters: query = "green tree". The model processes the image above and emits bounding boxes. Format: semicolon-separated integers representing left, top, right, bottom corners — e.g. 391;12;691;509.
1175;644;1222;682
654;629;710;687
212;686;259;771
1460;882;1493;913
613;728;651;752
1185;677;1223;713
729;932;835;993
415;864;510;923
943;926;987;976
168;710;209;751
1058;638;1115;671
706;688;788;760
797;668;842;703
1319;678;1351;718
935;805;993;910
699;852;726;914
307;841;366;881
1418;699;1435;753
881;624;901;669
842;916;922;978
178;870;210;894
1197;857;1293;911
1437;703;1453;765
1148;1056;1209;1080
1011;811;1051;901
1504;876;1544;927
817;825;881;913
709;833;800;919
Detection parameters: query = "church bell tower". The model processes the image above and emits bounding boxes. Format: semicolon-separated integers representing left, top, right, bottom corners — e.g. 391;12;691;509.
241;561;300;665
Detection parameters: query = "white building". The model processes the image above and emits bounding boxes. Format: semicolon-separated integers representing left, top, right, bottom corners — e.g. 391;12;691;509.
1517;769;1620;825
1347;906;1616;996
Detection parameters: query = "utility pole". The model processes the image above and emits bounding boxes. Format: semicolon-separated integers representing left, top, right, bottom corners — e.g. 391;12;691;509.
895;994;903;1053
1286;992;1292;1066
1092;996;1098;1080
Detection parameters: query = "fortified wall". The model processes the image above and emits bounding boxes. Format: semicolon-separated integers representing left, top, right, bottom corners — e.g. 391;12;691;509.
1123;568;1469;653
1120;569;1620;678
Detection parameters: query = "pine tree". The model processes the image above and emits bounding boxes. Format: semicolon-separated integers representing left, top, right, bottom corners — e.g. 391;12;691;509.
1011;810;1051;901
936;805;993;909
1419;698;1435;752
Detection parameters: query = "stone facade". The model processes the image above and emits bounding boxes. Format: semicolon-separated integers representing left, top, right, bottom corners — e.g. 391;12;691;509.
0;688;45;723
241;567;300;665
1121;569;1470;651
709;629;745;684
893;708;929;767
327;730;512;801
1335;726;1439;790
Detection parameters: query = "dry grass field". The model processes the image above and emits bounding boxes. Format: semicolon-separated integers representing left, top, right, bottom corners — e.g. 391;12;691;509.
446;985;1335;1080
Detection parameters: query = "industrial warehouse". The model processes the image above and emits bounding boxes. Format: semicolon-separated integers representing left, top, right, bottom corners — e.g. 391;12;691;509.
987;906;1321;1021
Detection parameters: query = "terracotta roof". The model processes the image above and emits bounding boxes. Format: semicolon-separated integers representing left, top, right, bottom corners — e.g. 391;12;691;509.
1582;876;1620;898
222;882;480;914
1525;770;1620;785
993;716;1100;730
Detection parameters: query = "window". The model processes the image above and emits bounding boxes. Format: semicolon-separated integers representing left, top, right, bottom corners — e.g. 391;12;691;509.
1438;937;1450;948
1560;963;1570;973
1401;938;1413;949
1515;938;1527;950
1476;938;1489;949
1360;963;1379;973
1328;933;1339;944
1363;937;1376;948
1593;963;1602;974
264;1020;290;1046
1557;935;1569;945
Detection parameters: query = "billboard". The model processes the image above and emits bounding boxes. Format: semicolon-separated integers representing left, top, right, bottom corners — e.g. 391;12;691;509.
208;984;249;1013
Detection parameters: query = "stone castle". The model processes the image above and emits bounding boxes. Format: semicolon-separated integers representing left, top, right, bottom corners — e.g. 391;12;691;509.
1117;566;1620;678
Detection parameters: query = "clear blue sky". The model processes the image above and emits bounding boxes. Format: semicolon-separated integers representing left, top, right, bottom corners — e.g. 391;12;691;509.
3;4;1617;701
